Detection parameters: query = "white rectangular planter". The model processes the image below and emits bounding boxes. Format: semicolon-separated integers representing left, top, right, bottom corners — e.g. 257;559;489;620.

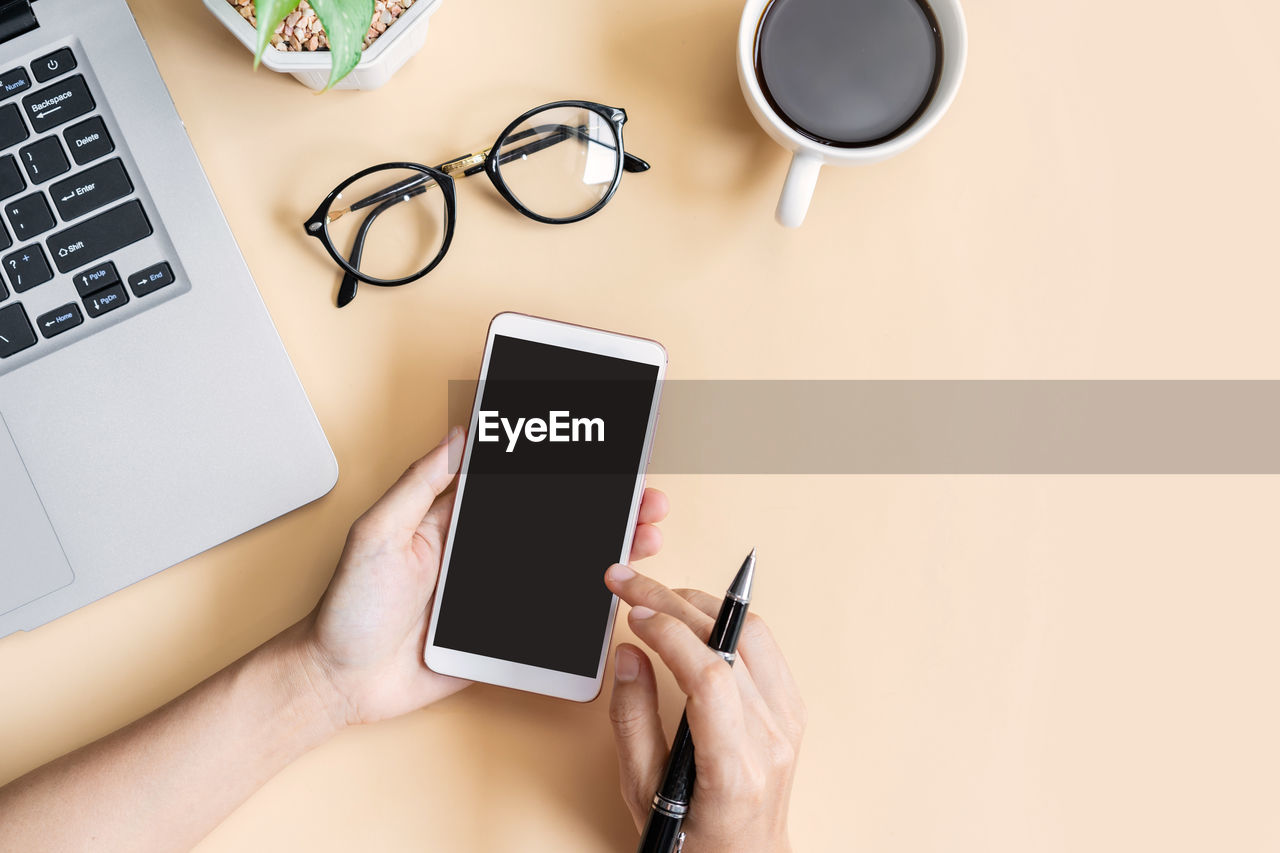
202;0;442;91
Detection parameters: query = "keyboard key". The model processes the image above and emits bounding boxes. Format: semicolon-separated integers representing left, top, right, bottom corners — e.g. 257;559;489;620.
6;192;54;240
83;282;127;318
128;261;174;298
0;155;23;201
0;103;28;148
71;260;119;297
22;75;94;134
3;244;52;293
0;302;35;357
50;157;131;221
0;221;9;253
36;302;82;338
63;116;113;165
46;199;151;273
18;136;69;184
32;49;76;84
0;274;6;302
0;67;30;101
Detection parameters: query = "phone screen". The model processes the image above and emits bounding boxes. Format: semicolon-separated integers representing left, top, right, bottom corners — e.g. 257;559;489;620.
433;334;660;678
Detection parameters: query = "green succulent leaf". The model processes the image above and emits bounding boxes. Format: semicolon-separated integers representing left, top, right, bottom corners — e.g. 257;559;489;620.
250;0;376;91
251;0;301;69
309;0;376;90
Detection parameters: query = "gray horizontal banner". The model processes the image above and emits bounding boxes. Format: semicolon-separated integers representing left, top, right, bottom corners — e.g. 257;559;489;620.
448;381;1280;474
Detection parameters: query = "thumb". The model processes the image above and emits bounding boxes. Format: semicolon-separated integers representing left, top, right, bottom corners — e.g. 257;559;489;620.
609;643;667;829
363;427;464;534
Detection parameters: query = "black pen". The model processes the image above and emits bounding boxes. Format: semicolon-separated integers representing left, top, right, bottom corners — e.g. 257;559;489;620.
636;547;757;853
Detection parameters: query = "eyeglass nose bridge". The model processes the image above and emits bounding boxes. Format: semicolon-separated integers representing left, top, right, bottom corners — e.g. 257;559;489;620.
440;148;492;178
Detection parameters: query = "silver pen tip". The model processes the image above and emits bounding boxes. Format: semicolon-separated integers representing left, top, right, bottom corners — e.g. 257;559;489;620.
728;548;756;602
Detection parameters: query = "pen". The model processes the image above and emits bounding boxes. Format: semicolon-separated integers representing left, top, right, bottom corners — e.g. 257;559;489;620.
636;547;757;853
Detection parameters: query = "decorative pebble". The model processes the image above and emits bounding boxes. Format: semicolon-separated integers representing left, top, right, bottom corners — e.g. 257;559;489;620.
226;0;416;52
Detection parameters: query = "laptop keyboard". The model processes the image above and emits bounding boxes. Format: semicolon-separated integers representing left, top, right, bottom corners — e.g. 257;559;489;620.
0;43;182;368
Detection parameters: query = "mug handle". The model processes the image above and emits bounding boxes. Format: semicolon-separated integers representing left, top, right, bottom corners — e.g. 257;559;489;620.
776;152;823;228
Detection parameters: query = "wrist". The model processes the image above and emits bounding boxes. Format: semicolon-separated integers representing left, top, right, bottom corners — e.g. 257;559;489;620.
264;620;351;741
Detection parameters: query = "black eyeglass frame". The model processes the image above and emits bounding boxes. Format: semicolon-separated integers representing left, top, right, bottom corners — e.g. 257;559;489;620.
303;99;649;302
306;161;458;291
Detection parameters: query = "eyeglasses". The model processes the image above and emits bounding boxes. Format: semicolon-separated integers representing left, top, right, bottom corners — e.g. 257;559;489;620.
304;99;650;307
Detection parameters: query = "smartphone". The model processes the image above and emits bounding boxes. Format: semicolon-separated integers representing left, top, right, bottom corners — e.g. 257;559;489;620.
424;312;666;701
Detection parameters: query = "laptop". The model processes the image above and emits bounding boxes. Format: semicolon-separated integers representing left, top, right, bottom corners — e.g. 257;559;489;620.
0;0;338;637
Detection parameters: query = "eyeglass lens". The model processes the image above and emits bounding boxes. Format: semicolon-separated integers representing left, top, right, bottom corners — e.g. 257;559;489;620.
495;105;622;221
326;167;448;283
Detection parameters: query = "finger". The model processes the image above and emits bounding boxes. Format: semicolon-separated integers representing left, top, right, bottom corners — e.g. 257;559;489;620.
608;644;667;828
628;524;663;562
728;659;801;785
636;488;669;525
417;489;457;543
674;588;718;619
675;588;805;743
361;427;464;535
606;567;715;641
625;607;744;762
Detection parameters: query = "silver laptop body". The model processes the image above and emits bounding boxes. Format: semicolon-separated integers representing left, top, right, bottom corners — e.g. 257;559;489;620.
0;0;337;637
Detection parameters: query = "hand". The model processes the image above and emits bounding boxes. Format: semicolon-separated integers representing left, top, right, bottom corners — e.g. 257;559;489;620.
297;427;670;727
605;566;806;853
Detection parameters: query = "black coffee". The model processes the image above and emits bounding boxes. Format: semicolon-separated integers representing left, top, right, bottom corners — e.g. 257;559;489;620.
755;0;942;147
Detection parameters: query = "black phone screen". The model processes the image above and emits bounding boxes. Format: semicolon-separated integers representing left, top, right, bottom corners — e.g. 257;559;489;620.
433;334;660;678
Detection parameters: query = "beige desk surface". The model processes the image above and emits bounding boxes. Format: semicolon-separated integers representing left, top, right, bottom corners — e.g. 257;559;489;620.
3;1;1280;850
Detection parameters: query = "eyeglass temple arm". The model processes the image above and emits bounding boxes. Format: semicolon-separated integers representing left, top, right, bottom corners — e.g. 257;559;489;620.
342;171;438;216
344;120;651;210
336;194;402;307
450;124;650;178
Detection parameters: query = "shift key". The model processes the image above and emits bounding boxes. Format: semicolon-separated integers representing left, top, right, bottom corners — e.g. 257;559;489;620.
47;199;151;273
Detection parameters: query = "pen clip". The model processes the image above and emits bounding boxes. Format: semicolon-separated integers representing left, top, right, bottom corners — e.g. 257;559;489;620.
675;831;686;853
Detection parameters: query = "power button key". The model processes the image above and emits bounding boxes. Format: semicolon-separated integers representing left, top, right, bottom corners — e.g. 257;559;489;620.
33;48;76;84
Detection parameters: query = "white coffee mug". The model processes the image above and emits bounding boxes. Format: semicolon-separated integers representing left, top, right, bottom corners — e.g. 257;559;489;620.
737;0;968;227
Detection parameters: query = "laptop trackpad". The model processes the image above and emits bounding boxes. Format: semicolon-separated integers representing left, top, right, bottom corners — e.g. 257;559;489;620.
0;412;74;616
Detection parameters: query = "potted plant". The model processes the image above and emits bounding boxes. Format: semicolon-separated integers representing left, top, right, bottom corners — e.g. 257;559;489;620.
203;0;444;91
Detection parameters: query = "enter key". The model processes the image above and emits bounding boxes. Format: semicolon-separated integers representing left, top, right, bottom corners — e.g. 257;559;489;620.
49;157;132;222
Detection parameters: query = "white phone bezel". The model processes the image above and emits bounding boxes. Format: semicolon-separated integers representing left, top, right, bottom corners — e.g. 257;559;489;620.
424;312;666;702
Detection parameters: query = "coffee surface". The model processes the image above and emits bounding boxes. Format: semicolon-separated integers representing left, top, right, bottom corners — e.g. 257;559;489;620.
756;0;941;147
